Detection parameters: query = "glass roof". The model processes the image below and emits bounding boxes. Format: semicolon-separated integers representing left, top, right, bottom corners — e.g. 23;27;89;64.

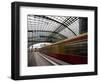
27;15;79;47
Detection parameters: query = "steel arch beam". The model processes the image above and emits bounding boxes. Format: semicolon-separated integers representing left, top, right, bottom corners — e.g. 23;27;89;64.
34;15;77;36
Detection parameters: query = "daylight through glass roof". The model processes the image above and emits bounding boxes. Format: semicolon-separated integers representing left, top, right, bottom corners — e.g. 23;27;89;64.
28;15;80;47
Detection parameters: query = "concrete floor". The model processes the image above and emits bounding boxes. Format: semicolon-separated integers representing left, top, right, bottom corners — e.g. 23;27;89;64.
28;52;70;67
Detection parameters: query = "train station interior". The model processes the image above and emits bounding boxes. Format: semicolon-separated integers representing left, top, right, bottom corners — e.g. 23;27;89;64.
28;15;88;66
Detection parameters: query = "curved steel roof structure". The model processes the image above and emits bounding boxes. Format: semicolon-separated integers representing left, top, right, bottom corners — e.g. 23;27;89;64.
28;15;80;47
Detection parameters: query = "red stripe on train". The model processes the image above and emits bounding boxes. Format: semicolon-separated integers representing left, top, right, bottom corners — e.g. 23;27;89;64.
44;53;87;64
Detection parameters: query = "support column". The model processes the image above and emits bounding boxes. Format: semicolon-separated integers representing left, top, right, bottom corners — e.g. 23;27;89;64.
79;17;88;34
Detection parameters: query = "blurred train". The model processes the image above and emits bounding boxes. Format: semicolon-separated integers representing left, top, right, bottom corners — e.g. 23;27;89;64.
39;33;88;64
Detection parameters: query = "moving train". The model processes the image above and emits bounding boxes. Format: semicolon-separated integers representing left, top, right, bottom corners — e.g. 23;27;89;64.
39;33;88;64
